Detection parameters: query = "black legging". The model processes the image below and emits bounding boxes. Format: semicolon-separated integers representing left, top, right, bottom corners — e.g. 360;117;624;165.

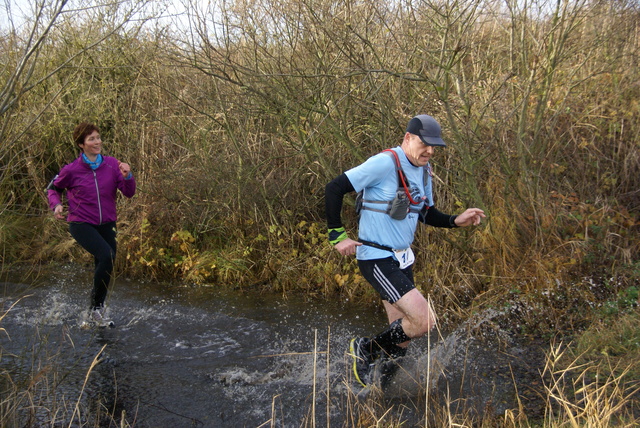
69;222;117;310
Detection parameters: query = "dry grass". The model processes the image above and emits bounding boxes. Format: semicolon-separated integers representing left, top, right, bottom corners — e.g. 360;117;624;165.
541;342;640;428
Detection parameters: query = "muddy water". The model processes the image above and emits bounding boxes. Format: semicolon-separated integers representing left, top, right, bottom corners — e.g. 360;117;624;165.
0;264;546;427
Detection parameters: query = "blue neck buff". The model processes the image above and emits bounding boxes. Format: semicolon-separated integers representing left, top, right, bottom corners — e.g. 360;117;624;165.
82;153;103;170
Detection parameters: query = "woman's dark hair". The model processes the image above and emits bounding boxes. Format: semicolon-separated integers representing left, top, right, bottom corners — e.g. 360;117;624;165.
73;122;100;148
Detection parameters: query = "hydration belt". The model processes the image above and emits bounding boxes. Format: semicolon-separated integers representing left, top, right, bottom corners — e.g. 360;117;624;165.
358;239;394;252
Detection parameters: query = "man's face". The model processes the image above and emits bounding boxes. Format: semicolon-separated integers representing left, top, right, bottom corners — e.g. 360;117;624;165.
402;133;435;166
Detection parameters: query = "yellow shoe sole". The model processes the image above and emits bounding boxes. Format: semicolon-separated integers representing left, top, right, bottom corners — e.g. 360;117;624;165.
349;338;368;387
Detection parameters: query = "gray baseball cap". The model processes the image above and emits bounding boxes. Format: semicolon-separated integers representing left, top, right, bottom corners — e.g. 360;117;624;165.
406;115;446;147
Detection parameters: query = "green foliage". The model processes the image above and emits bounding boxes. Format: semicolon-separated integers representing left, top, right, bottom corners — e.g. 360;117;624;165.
571;308;640;384
241;220;373;299
600;286;639;317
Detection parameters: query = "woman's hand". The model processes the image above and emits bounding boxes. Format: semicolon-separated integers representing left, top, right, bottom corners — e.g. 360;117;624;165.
118;161;131;178
54;204;65;220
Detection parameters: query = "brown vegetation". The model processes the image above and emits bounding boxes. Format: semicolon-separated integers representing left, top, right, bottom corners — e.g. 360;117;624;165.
1;0;639;424
2;0;637;302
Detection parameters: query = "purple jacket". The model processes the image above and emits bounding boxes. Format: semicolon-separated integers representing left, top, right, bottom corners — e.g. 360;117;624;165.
48;155;136;224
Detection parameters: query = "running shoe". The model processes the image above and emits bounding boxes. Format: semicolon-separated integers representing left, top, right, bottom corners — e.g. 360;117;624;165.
349;337;375;387
375;345;407;388
90;306;115;328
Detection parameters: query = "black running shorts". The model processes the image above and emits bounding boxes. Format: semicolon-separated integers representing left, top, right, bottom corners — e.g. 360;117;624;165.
357;257;415;303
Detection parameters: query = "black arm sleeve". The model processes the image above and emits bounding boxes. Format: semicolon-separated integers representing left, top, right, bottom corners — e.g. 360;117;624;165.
419;205;458;228
325;173;355;229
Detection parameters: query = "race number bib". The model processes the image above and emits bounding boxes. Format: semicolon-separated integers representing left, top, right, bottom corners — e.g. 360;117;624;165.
393;247;415;269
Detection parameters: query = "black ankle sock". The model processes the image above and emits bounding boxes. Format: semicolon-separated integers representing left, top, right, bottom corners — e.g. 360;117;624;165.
372;319;411;353
383;344;407;359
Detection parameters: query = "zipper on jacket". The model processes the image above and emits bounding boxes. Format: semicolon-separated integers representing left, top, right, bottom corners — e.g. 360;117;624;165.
92;170;103;224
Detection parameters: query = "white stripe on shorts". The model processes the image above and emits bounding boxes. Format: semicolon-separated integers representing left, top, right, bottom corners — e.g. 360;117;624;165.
373;263;401;302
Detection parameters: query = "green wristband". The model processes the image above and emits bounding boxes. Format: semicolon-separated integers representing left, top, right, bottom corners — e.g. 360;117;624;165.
328;227;347;245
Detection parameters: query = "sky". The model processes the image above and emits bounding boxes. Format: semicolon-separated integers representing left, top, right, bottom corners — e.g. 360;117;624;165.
0;0;196;33
1;0;31;30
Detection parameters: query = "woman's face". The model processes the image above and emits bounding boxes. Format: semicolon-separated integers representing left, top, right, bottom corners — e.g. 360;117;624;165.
79;130;102;158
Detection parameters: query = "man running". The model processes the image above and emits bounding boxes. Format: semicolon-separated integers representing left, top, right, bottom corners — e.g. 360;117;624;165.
325;114;485;386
